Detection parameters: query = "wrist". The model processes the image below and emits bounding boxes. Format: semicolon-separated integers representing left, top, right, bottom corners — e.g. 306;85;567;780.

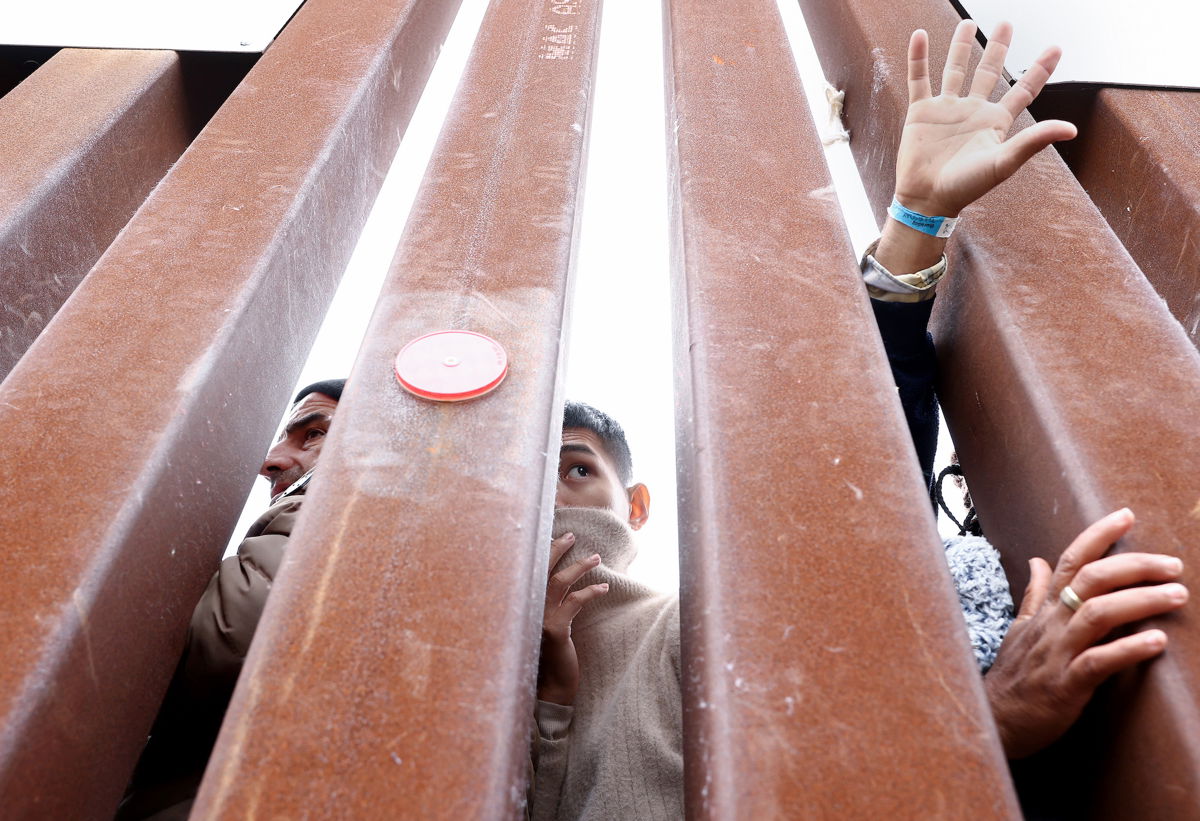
892;191;960;221
888;197;959;239
537;677;576;706
982;675;1017;758
874;216;948;275
538;689;574;706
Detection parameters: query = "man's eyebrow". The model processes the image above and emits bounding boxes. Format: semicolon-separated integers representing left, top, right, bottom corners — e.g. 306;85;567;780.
285;412;331;435
559;444;597;458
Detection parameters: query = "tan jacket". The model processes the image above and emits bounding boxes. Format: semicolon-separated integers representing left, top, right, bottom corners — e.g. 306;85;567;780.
117;492;303;820
185;493;303;696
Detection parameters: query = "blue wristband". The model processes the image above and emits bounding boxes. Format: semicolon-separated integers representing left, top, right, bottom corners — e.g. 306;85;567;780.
888;198;959;238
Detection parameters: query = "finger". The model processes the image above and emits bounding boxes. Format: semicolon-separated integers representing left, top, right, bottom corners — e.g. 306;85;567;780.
1064;584;1187;651
1000;45;1063;118
548;532;576;571
940;19;978;97
1051;509;1134;593
546;553;601;608
1067;629;1168;692
969;20;1011;99
1019;557;1053;619
908;29;932;102
546;583;609;633
994;119;1077;181
1069;553;1184;600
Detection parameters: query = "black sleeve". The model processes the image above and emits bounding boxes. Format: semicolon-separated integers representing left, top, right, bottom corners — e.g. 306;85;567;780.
871;297;939;491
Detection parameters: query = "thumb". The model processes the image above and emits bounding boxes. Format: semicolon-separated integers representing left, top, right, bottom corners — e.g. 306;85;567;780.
995;119;1077;181
1017;557;1053;620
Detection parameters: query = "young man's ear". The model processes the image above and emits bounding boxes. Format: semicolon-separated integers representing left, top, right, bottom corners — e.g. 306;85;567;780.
627;483;650;531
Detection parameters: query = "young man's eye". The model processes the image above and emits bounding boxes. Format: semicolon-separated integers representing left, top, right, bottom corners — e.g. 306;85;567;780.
304;428;326;442
566;465;589;478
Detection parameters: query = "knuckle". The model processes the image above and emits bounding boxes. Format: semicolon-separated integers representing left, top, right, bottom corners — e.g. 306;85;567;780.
1057;557;1081;581
1058;550;1080;573
1075;652;1103;684
1046;667;1079;705
1120;553;1150;575
1073;564;1098;591
1076;600;1108;630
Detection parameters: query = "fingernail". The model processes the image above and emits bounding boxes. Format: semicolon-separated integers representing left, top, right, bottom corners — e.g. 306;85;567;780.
1146;631;1167;650
599;583;609;590
1167;557;1184;573
590;553;601;564
562;532;575;542
1168;584;1188;603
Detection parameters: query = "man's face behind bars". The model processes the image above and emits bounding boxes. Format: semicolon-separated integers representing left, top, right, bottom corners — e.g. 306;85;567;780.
555;427;649;530
259;392;338;498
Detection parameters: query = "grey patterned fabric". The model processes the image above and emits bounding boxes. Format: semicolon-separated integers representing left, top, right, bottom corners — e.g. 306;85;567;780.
944;535;1014;672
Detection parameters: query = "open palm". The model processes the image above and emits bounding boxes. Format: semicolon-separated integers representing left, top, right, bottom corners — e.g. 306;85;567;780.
894;21;1076;218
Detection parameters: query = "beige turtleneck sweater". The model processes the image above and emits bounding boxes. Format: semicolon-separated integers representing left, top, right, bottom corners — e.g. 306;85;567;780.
531;507;683;820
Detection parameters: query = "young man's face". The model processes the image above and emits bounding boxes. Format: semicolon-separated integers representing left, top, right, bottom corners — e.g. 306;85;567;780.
259;392;337;498
556;427;649;530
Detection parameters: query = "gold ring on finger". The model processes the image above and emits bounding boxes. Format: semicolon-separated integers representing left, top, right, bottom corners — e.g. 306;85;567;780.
1060;585;1084;612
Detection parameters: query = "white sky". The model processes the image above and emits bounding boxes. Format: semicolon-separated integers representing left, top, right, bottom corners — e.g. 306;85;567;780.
962;0;1200;89
229;0;968;587
3;0;305;52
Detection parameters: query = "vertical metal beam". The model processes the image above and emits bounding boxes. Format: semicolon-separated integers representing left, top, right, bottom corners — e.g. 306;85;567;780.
0;48;191;381
194;0;601;816
665;0;1017;816
0;0;461;815
1065;89;1200;344
797;0;1200;815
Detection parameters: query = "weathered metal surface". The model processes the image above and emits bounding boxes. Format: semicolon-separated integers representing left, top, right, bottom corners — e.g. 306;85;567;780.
665;0;1017;816
194;0;601;816
797;0;1200;815
1065;88;1200;344
0;0;461;815
0;48;191;382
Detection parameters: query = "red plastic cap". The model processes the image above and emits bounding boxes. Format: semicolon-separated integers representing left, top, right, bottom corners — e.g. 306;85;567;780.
394;330;508;402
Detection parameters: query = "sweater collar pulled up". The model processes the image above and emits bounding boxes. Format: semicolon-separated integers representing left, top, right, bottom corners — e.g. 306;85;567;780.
552;507;667;628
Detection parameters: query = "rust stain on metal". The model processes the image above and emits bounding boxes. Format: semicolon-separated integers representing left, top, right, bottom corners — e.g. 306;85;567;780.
0;0;462;815
194;0;602;817
0;48;191;382
798;0;1200;816
665;0;1015;816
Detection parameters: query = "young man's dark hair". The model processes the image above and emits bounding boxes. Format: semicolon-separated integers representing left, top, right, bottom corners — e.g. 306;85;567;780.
562;400;633;486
